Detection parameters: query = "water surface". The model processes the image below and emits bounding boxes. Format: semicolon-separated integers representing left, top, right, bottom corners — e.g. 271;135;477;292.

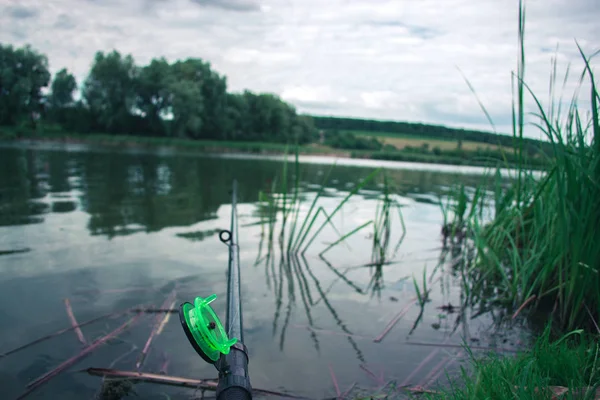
0;143;529;399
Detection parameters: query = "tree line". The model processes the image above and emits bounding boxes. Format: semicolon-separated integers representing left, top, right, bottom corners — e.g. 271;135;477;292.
0;43;317;144
312;116;552;155
1;42;550;156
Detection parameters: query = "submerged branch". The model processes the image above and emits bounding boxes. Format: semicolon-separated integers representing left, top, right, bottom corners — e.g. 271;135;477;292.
16;314;143;399
84;368;310;399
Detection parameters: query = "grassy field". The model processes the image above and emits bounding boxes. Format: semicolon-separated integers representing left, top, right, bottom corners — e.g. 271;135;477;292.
343;129;509;152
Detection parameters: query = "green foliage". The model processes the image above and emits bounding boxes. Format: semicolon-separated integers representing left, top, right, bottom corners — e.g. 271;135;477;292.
444;3;600;331
325;130;383;150
0;43;317;144
135;57;173;136
430;327;600;400
312;116;553;154
369;146;548;169
49;68;76;108
0;43;50;128
82;50;139;133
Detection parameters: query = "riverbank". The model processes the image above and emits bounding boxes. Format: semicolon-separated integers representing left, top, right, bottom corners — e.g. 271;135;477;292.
425;327;599;400
0;128;545;171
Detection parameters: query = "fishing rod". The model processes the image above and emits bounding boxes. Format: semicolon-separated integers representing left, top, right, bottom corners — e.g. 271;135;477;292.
179;180;252;400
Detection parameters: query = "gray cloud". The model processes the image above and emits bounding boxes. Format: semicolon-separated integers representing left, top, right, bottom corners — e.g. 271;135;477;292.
0;0;598;138
190;0;261;12
365;20;441;39
5;5;39;19
54;14;77;30
10;27;28;40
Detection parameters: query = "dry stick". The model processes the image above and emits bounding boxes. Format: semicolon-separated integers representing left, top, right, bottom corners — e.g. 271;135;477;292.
373;297;418;343
17;314;143;400
155;301;176;336
359;364;384;386
328;364;341;398
404;340;520;353
131;308;177;314
291;324;371;340
400;348;440;387
423;350;465;388
404;386;440;395
75;287;158;295
340;382;357;399
418;356;450;388
159;352;170;375
512;294;537;320
136;290;177;370
373;275;442;343
64;298;87;346
401;334;453;387
84;368;310;399
0;306;146;359
94;343;140;400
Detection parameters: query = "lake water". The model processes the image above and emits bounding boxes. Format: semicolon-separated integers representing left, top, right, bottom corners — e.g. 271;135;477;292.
0;143;530;399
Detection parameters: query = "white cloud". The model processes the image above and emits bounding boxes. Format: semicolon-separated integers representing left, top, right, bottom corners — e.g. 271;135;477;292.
1;0;598;138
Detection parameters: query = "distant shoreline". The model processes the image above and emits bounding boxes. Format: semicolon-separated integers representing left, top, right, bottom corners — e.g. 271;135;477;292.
1;131;545;171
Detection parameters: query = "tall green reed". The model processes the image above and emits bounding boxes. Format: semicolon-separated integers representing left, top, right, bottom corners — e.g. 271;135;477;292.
446;0;600;331
259;147;385;256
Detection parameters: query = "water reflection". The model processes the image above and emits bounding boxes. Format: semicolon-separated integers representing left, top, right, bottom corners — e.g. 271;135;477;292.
0;146;489;237
260;250;367;363
0;144;532;399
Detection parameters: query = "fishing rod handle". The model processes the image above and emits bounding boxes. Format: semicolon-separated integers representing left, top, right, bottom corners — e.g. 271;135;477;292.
217;384;252;400
216;343;252;400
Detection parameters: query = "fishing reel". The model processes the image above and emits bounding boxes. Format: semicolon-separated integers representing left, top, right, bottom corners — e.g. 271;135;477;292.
179;294;237;365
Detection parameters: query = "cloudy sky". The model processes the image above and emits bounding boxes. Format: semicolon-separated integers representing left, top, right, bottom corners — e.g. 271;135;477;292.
1;0;598;138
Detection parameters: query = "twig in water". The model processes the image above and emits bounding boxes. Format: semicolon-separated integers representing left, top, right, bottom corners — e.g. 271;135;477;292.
400;348;440;387
136;289;177;370
340;382;356;399
74;287;157;295
291;324;371;340
512;294;537;319
423;351;464;389
16;314;143;399
94;342;139;400
84;368;310;399
64;298;87;346
0;304;150;359
359;364;384;386
405;340;519;353
328;364;341;398
156;301;176;336
131;308;177;314
373;275;442;343
418;356;450;388
373;297;418;343
403;386;440;395
160;352;170;375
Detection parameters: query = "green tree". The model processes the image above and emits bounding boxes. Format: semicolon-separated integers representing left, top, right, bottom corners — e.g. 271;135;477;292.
136;58;173;136
1;43;319;145
169;79;203;138
223;92;249;140
47;68;77;127
169;58;227;139
49;68;76;108
82;50;138;133
0;43;50;127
